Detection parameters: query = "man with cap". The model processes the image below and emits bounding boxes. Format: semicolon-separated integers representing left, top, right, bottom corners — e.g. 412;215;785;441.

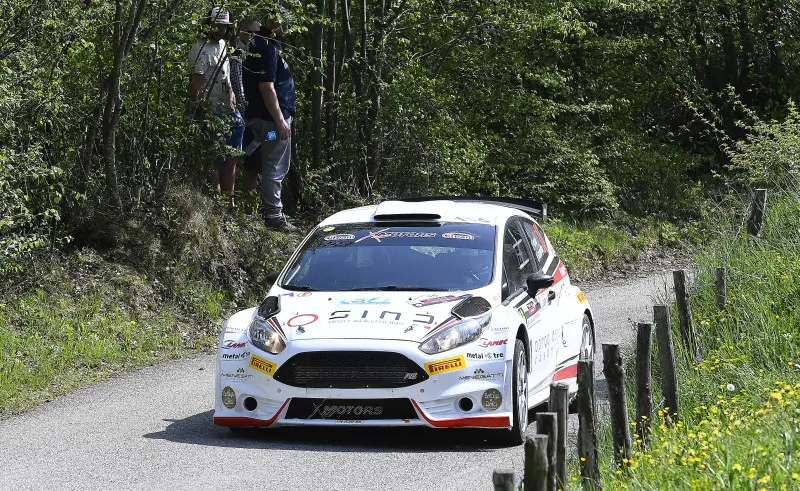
242;7;297;231
188;7;245;208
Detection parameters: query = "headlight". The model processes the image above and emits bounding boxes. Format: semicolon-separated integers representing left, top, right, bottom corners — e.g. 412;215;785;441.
248;317;286;354
418;313;491;355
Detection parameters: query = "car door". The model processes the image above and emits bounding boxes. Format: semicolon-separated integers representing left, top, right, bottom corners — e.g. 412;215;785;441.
516;218;563;387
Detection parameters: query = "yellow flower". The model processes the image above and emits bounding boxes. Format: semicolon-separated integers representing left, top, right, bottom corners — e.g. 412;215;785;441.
732;464;742;472
791;473;800;480
616;470;623;475
580;457;586;462
757;475;771;485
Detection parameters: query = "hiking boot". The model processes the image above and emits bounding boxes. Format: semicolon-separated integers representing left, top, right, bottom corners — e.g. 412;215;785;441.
264;214;297;232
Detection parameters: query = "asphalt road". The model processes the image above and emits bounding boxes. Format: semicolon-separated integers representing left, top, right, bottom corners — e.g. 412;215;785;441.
0;271;674;491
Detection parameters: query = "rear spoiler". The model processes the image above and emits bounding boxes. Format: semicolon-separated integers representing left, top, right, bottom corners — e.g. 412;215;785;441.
400;196;547;221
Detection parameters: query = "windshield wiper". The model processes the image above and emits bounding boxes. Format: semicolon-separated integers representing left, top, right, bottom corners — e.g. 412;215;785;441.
283;285;317;292
339;285;443;292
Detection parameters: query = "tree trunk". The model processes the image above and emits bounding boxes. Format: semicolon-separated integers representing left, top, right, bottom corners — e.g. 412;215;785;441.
310;0;325;171
325;0;338;163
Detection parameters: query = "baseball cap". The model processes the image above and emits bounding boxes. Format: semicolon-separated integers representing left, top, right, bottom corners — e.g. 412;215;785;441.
207;7;233;25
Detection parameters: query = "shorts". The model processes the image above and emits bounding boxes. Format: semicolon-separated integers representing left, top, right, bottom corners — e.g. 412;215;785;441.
203;110;245;165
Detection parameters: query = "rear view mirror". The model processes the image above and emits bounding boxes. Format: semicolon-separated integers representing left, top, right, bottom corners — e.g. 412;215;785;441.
526;273;554;293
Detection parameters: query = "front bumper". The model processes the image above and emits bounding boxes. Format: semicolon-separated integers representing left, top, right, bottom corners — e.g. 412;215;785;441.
213;339;513;429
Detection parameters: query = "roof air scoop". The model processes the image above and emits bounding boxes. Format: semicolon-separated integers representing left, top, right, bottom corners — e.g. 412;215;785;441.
373;200;447;222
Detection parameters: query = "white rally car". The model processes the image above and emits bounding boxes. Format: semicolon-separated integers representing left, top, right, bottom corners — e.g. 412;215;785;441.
214;197;595;445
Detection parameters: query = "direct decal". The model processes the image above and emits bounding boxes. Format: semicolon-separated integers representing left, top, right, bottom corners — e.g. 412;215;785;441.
410;293;470;308
466;352;504;360
355;228;437;243
339;297;391;305
441;232;475;240
459;368;503;381
287;314;319;327
249;355;277;376
424;355;466;375
576;291;588;304
324;234;355;241
478;338;508;348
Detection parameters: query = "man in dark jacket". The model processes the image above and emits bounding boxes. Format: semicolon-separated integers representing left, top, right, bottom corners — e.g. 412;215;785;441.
242;9;296;231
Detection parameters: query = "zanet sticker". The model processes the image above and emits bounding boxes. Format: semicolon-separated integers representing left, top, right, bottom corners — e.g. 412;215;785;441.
441;232;475;240
249;355;277;376
424;355;466;375
324;234;355;241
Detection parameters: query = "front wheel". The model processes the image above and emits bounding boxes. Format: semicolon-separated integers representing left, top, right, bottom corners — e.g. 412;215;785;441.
492;338;528;446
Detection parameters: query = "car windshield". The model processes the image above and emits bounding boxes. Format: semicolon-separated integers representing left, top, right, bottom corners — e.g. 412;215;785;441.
280;223;496;292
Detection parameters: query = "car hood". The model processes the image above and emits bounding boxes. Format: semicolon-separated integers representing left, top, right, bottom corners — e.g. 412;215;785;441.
270;290;486;343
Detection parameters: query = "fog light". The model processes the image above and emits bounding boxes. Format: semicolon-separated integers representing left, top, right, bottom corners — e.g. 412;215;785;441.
221;386;236;409
481;389;502;411
458;397;474;412
244;397;258;411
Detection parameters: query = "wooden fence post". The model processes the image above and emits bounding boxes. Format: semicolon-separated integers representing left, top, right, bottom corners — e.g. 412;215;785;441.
747;188;768;236
715;267;727;310
577;360;601;489
636;322;653;446
673;269;700;364
492;469;516;491
548;383;568;489
601;343;632;466
536;412;558;491
524;434;550;491
654;305;680;421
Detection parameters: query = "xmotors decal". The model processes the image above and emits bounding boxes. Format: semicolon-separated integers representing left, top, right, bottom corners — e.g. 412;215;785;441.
441;232;475;240
339;297;391;305
354;228;437;243
249;355;277;376
410;293;470;308
478;338;508;348
287;314;318;327
424;355;466;375
324;234;355;241
223;341;246;349
576;291;588;304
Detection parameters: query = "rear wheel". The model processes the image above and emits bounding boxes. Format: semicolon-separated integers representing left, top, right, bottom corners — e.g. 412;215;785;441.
494;338;528;446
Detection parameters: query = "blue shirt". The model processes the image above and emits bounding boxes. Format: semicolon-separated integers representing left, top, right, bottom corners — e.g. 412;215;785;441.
243;34;296;121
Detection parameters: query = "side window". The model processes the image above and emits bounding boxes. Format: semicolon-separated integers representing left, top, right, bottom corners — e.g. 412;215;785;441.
502;220;536;296
520;219;548;268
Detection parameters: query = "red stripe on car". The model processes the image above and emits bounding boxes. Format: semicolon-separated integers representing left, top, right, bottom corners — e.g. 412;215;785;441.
553;364;577;381
411;400;510;428
213;399;290;427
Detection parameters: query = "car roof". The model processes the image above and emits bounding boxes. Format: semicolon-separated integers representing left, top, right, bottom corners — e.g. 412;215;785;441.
317;200;536;227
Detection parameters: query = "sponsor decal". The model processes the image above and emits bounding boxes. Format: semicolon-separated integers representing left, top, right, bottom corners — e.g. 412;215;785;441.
491;325;510;333
532;327;562;365
287;314;318;327
424;355;466;375
466;352;504;360
339;297;391;305
225;325;247;333
410;293;470;308
329;310;434;328
481;388;503;411
335;420;363;424
459;368;503;381
311;404;383;418
323;226;335;232
249;355;277;376
441;232;475;240
355;228;437;243
518;299;541;321
403;373;418;380
223;340;247;349
479;338;508;348
324;234;355;241
221;351;251;361
220;367;253;382
576;291;588;304
221;386;236;409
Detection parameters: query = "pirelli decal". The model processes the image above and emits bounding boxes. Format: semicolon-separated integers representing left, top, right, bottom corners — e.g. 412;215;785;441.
249;355;277;376
425;355;466;375
576;291;588;304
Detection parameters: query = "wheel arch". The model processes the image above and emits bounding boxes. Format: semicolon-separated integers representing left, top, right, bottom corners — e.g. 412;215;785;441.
584;308;596;350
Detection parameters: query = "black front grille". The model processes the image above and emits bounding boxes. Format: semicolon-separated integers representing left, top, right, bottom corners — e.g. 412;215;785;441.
285;398;418;420
273;351;428;388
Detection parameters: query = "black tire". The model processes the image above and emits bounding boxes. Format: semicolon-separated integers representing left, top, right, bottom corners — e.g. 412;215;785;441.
493;338;528;446
569;313;594;413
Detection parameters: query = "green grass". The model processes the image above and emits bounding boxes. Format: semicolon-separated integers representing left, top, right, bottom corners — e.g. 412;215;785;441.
586;187;800;490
